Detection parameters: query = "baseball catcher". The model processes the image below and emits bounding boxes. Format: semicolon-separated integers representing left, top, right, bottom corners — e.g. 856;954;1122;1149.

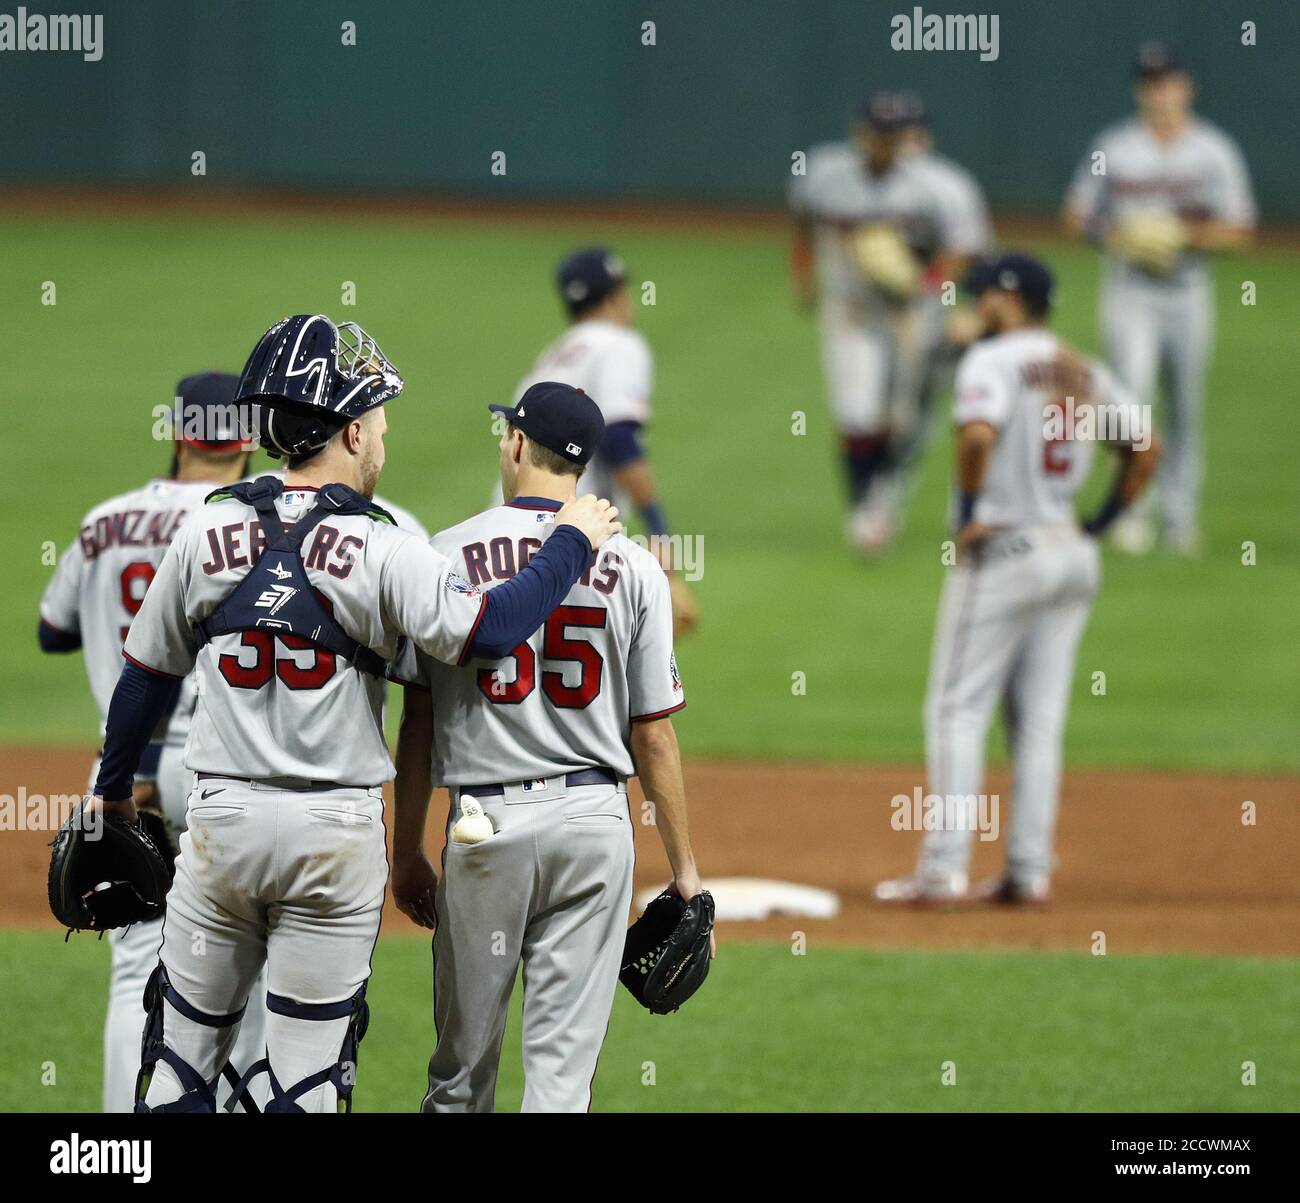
48;800;173;933
620;887;715;1014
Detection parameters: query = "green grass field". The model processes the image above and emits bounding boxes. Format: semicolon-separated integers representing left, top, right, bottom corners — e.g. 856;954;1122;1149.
5;210;1298;770
3;208;1296;1115
3;931;1294;1112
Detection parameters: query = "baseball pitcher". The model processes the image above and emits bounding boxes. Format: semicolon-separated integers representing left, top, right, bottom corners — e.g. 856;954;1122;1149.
85;315;621;1113
512;246;699;635
1064;42;1255;555
790;91;967;555
875;255;1160;905
391;381;708;1112
38;372;269;1112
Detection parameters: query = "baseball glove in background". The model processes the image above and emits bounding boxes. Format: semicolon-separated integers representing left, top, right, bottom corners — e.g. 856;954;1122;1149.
1108;211;1188;275
620;887;715;1014
852;223;921;301
48;802;174;933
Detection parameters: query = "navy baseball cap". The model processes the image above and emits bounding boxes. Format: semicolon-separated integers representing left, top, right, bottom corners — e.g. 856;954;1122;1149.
1135;41;1185;78
557;247;627;314
175;371;255;450
489;381;605;467
858;91;912;134
966;253;1056;316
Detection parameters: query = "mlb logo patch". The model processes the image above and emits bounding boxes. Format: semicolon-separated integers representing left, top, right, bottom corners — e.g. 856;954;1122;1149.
522;778;549;792
566;442;582;456
670;651;682;693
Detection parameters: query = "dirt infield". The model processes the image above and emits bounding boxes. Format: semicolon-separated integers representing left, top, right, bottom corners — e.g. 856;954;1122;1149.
3;746;1296;956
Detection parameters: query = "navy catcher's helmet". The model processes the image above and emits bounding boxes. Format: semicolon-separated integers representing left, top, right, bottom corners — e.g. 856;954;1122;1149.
234;314;404;459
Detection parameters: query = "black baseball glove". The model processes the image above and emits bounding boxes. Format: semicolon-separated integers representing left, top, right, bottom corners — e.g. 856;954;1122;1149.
619;887;714;1014
48;801;174;933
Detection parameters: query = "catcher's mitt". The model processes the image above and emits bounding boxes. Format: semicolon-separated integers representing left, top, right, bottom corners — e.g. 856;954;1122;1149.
851;223;920;301
620;888;714;1014
1108;211;1188;275
48;802;173;933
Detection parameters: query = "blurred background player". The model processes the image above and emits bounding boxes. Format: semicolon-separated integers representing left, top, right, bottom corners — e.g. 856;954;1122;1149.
893;91;993;484
513;247;699;635
790;92;968;556
875;255;1159;905
1063;42;1255;555
37;372;267;1111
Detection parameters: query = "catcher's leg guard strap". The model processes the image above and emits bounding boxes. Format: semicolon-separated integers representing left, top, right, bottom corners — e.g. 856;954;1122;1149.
253;984;370;1114
135;964;246;1114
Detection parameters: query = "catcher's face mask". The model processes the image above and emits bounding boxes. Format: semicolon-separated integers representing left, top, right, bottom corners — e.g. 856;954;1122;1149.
236;314;405;459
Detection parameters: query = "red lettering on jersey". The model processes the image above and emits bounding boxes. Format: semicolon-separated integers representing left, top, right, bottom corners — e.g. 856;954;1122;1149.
306;525;339;570
489;536;516;580
592;551;621;595
221;522;248;570
201;528;224;575
462;542;490;586
330;535;363;579
249;521;266;562
518;537;541;567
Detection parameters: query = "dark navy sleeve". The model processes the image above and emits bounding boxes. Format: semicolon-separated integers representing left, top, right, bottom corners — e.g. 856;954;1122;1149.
600;420;645;469
468;524;593;661
93;662;183;801
38;619;82;653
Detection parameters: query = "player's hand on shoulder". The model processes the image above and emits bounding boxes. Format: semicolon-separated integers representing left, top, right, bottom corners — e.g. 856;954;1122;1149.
555;494;622;550
391;849;438;930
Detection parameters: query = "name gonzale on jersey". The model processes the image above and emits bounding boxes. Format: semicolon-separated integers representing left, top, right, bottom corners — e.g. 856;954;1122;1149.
78;508;190;560
460;536;624;596
199;521;363;580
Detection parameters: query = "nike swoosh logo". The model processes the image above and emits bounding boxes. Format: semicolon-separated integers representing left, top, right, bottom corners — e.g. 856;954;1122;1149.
199;788;225;800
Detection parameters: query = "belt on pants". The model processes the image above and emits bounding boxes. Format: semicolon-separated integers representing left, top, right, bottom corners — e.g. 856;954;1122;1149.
195;771;374;793
461;767;618;798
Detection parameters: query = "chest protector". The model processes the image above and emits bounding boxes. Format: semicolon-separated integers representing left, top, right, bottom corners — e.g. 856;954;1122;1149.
193;476;393;677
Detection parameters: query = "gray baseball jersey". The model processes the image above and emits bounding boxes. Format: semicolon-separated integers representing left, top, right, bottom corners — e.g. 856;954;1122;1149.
954;328;1140;529
788;141;957;307
907;150;992;258
41;478;212;741
393;499;683;786
515;320;653;505
1066;117;1256;282
123;485;485;785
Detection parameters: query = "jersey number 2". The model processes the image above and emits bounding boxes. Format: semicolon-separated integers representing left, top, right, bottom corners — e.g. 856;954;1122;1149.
478;605;606;709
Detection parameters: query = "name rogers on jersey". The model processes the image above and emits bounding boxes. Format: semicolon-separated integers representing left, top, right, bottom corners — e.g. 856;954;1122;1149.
199;519;363;579
460;535;624;594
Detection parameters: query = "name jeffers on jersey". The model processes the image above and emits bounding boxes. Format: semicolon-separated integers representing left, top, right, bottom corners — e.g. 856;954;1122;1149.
199;520;363;580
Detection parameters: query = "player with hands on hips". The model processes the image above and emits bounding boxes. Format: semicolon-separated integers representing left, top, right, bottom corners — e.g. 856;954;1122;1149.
515;247;699;635
875;255;1160;907
84;314;619;1114
391;380;709;1112
1063;42;1255;556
